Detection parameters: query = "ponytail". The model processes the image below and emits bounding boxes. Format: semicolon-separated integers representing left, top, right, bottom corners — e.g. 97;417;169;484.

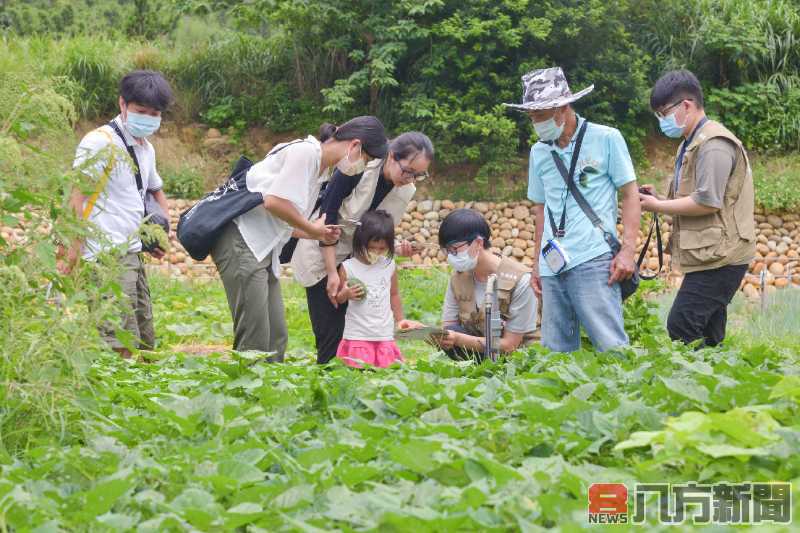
318;123;338;143
317;115;388;159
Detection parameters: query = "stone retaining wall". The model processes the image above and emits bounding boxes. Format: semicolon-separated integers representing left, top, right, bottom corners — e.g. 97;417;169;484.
5;198;794;298
155;199;800;297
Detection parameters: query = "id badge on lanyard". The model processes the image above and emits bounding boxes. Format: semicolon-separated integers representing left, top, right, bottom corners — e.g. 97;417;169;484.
542;238;570;274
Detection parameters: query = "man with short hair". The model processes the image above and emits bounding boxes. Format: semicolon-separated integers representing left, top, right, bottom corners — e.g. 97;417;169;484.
59;70;173;357
640;69;755;347
505;67;641;353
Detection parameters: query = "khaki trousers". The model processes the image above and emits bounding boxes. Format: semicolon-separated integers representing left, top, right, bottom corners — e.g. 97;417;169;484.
99;252;155;350
211;222;287;361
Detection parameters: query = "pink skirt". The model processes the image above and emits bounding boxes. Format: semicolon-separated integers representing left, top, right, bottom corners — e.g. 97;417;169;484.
336;339;404;368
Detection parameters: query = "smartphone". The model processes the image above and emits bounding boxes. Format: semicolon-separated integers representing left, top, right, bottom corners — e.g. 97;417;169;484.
638;186;653;196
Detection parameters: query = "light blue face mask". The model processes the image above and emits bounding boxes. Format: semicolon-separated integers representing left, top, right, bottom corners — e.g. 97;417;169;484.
125;111;161;138
658;111;684;139
533;115;565;142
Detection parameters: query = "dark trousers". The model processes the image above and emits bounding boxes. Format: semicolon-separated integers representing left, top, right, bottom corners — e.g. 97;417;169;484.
667;263;748;347
306;276;348;364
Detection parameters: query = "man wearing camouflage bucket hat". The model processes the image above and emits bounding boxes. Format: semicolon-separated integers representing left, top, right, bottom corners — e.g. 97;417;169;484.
505;67;641;352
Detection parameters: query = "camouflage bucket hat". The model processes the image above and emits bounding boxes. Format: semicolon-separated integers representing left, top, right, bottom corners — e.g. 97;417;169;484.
503;67;594;112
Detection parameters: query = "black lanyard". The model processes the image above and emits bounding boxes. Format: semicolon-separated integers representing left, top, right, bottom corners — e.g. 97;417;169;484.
547;120;589;238
108;120;145;203
673;117;708;191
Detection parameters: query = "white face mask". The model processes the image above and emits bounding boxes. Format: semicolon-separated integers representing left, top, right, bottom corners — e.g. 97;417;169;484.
337;143;366;176
365;250;387;265
447;247;478;272
533;114;565;142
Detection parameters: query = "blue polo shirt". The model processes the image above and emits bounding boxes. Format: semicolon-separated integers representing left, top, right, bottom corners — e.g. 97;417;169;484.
528;116;636;276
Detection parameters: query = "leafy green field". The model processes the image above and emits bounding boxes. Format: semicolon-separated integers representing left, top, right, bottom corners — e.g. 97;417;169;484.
1;270;798;531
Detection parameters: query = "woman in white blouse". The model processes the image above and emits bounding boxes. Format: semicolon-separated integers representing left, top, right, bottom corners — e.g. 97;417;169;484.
210;116;389;360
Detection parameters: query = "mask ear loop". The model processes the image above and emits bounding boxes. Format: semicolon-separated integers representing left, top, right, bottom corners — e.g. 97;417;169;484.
470;236;484;255
349;141;363;163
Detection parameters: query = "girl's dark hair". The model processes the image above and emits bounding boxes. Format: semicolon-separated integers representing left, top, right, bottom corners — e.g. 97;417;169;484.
650;69;705;110
389;131;435;162
119;70;173;111
352;210;395;262
318;116;388;159
438;208;491;249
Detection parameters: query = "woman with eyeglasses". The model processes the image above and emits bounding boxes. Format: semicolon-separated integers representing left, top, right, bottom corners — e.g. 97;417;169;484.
290;131;434;364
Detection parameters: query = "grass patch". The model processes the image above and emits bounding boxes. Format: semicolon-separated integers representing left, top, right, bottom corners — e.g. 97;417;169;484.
752;153;800;212
653;286;800;352
149;267;453;361
726;288;800;349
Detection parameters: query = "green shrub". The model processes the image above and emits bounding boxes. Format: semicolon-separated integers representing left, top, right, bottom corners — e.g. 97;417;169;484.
707;83;800;152
0;0;165;37
284;0;654;184
162;166;206;199
56;37;128;119
0;71;123;454
170;33;321;133
5;0;800;187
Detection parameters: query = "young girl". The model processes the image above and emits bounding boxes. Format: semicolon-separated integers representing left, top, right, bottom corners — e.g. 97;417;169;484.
335;210;420;368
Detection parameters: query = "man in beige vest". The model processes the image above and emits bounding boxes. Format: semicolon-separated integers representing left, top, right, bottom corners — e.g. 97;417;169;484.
432;209;539;361
640;69;755;347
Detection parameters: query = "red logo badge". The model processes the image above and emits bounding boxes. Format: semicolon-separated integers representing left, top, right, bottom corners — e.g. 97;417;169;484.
588;483;629;523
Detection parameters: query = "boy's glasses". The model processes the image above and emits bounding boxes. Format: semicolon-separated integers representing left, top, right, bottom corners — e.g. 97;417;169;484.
654;98;691;119
444;241;470;255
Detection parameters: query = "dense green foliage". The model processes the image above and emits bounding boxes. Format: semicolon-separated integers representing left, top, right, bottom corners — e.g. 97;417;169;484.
2;4;799;529
2;0;799;185
0;66;128;452
1;272;799;530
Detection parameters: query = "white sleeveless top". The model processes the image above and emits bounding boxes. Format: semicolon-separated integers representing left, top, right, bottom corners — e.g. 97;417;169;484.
342;256;396;341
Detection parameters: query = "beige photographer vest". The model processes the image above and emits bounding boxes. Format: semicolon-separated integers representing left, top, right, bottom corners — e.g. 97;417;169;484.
451;257;538;344
667;120;756;273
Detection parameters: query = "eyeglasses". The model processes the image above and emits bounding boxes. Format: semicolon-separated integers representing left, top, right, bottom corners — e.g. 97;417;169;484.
654;99;691;119
397;161;429;182
444;240;470;255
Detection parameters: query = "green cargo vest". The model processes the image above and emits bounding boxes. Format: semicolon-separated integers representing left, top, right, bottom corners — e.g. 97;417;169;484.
667;120;756;273
451;257;539;344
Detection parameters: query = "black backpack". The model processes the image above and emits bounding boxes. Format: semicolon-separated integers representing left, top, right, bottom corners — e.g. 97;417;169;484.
177;141;304;261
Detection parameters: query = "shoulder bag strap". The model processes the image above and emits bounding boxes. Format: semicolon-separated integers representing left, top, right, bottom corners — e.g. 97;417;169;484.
550;124;663;279
637;212;663;279
81;128;116;220
549;121;622;253
108;121;145;201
